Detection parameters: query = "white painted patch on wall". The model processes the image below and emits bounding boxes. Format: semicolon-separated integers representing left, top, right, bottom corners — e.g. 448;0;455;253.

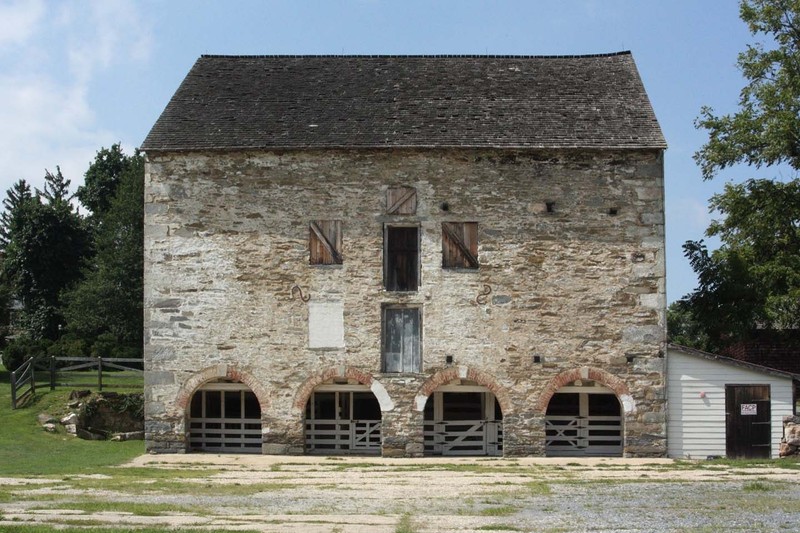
620;394;635;414
371;381;394;411
414;394;428;412
308;301;344;348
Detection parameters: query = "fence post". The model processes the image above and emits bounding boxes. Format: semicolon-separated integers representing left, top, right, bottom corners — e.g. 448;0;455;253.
98;357;103;391
10;367;17;409
30;357;35;395
50;356;56;391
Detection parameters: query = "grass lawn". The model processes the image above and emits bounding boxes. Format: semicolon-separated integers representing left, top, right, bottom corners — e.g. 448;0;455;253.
0;364;143;476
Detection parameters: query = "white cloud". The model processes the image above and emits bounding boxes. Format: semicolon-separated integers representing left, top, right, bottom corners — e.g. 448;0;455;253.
0;0;151;196
0;0;45;49
60;0;153;84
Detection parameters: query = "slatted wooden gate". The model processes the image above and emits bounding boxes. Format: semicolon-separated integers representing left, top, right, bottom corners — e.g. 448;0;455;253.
545;386;623;457
305;387;382;455
423;388;503;456
188;382;262;453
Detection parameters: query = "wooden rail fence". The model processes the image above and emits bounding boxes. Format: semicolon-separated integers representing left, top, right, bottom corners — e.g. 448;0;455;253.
10;356;143;409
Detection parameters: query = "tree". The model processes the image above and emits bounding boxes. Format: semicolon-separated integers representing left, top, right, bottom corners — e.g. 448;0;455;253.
0;180;32;247
0;169;91;339
76;143;137;218
63;147;144;356
694;0;800;179
678;0;800;350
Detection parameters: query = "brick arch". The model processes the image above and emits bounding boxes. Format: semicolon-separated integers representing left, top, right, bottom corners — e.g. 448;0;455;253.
292;366;393;417
413;366;513;416
535;366;635;415
175;364;270;413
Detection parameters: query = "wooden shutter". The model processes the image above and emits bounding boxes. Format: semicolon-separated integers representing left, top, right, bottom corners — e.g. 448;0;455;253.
309;220;342;265
386;187;417;215
382;307;421;373
442;222;479;268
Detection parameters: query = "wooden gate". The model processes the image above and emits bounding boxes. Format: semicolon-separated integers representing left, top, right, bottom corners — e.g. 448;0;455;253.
423;388;503;456
725;384;771;459
188;382;262;453
545;387;623;457
304;387;382;455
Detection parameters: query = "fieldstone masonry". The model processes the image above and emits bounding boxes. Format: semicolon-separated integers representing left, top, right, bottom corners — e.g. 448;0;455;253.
144;147;667;457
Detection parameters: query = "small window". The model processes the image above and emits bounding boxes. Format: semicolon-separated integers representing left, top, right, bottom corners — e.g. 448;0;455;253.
386;186;417;214
442;222;478;269
384;226;419;291
309;220;342;265
382;307;421;373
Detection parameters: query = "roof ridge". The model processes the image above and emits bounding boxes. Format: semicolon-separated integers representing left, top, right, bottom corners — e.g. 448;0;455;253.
199;51;632;59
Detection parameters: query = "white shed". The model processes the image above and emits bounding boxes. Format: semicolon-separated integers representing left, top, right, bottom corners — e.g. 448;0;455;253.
667;344;798;459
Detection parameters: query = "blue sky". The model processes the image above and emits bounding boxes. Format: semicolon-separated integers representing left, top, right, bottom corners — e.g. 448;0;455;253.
0;0;779;302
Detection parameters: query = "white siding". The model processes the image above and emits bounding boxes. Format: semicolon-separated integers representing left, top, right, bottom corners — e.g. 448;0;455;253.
667;348;794;459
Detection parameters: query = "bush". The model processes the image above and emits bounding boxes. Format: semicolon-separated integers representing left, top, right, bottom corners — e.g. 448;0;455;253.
1;336;51;371
47;335;89;358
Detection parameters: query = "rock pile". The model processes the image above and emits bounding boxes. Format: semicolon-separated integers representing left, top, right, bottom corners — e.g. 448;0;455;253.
779;415;800;457
38;390;144;441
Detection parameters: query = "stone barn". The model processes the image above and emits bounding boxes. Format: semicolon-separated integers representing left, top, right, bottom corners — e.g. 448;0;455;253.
141;53;667;457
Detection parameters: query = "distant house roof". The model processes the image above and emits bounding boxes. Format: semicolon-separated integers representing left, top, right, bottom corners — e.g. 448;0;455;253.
668;343;800;382
141;53;666;152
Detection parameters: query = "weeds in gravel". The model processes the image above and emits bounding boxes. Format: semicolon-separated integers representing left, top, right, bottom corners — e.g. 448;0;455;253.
395;513;418;533
480;505;518;516
743;480;774;492
28;500;204;516
477;525;522;531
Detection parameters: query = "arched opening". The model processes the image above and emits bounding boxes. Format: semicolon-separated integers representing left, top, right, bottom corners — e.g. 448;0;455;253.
304;379;382;455
545;379;623;457
187;379;262;453
422;379;503;456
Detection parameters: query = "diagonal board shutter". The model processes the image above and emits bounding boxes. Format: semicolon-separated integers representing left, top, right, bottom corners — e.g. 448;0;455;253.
442;222;479;268
386;187;417;215
309;220;343;265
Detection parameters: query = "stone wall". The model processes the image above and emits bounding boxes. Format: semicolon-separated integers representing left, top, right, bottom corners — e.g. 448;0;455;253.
143;147;666;456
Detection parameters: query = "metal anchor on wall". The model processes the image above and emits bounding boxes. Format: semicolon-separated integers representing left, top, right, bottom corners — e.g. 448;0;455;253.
291;284;311;302
476;284;492;305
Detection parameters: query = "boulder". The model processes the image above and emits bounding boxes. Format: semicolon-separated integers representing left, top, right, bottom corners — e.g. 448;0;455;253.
779;441;797;457
784;423;800;447
42;423;58;433
77;428;105;441
37;413;57;426
60;413;79;426
110;431;144;441
69;390;91;400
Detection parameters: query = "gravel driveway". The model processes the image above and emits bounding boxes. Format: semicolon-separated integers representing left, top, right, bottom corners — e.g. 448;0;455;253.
1;455;799;532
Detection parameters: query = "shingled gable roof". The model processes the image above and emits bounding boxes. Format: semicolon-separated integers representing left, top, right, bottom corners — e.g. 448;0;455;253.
141;53;666;152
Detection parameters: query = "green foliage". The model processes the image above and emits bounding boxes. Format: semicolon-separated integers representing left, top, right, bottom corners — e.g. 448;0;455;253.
694;0;800;179
77;143;139;217
680;178;800;349
1;336;51;372
63;147;144;357
667;300;712;350
0;145;144;360
1;169;91;340
681;1;800;350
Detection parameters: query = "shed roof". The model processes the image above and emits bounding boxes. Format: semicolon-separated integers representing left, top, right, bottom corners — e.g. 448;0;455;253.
142;53;666;152
668;343;800;382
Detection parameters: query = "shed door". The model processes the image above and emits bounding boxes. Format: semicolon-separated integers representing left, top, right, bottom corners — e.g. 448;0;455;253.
725;385;771;459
